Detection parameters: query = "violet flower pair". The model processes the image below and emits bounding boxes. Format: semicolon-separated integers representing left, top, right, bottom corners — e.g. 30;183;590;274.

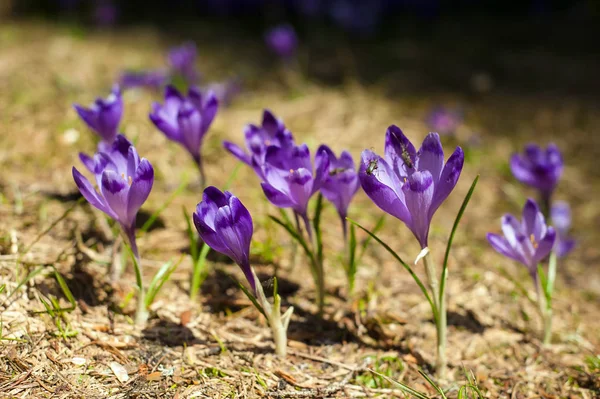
193;187;293;356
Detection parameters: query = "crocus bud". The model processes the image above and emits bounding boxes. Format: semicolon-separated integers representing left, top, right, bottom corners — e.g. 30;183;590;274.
73;85;123;144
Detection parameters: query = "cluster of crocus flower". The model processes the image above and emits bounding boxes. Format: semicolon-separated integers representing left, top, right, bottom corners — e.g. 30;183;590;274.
224;109;361;312
193;187;293;356
150;85;219;185
488;141;575;345
73;86;158;326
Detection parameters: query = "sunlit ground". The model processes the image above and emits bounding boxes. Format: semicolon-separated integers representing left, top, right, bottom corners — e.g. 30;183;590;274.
0;18;599;398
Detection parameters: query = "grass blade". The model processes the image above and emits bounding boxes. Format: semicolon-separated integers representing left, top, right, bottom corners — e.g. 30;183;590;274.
238;281;267;319
145;256;184;307
52;267;76;312
418;370;448;398
439;175;479;306
3;266;46;304
367;369;431;399
140;176;188;234
183;206;199;262
358;214;386;261
313;194;324;266
347;218;437;320
269;215;314;264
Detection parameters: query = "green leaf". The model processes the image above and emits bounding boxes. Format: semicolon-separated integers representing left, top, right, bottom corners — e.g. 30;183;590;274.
140;176;188;234
268;215;314;264
3;266;46;304
439;175;479;306
145;256;184;307
367;369;431;399
52;267;76;312
237;281;267;319
358;214;386;261
347;217;437;320
223;163;241;190
418;370;448;398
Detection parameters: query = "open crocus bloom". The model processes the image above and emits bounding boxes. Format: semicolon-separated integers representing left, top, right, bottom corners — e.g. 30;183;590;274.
359;125;464;248
73;134;154;234
318;145;360;236
223;109;295;179
193;186;255;293
261;143;329;221
167;41;201;84
510;143;563;198
149;85;218;168
264;24;298;59
73;85;123;144
487;199;556;279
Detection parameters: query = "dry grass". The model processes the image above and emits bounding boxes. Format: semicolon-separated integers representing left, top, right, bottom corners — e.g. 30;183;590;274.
0;20;599;398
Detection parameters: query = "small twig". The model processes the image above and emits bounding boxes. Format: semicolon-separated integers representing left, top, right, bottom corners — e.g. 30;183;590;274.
268;360;366;398
288;350;355;371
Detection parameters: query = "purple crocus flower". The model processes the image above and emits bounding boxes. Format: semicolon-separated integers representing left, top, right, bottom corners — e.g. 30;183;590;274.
72;134;154;253
223;109;295;179
193;186;255;293
510;143;563;202
551;201;576;257
317;145;360;237
119;70;168;90
168;42;201;84
93;0;118;27
73;85;123;144
261;143;330;235
487;199;556;280
265;24;298;59
426;106;463;136
149;85;218;184
359;126;464;249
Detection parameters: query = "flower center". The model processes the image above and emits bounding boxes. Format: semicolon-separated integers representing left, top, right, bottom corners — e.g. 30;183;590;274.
529;234;538;249
121;173;133;186
265;140;271;146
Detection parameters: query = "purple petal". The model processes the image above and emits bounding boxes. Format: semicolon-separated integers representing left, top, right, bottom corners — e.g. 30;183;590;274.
73;104;99;132
402;170;434;248
79;152;96;173
430;146;464;216
177;105;203;157
262;109;282;136
533;227;556;264
223;141;252;165
150;106;181;141
521;198;546;242
201;92;219;133
551;201;571;232
261;182;295;208
127;158;154;226
416;133;444;181
312;147;330;192
555;237;576;257
510;153;538;187
193;211;229;255
384;125;417;176
100;170;129;225
487;233;525;264
358;150;411;225
72;167;115;219
214;205;248;267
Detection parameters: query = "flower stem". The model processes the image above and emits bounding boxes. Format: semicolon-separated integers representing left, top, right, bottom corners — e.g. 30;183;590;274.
194;154;206;187
535;275;552;345
423;252;446;379
252;271;292;357
125;227;148;326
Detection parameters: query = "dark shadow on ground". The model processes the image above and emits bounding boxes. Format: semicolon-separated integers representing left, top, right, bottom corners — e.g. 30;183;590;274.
142;319;202;347
448;309;486;334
